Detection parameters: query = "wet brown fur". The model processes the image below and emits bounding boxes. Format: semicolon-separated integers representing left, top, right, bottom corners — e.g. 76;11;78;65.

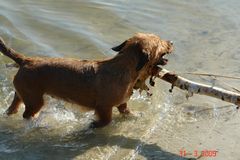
0;33;173;127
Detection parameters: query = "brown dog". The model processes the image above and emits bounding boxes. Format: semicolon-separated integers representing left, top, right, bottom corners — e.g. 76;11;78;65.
0;33;173;127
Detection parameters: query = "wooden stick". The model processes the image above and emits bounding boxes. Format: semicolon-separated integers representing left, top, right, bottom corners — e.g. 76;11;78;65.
157;68;240;107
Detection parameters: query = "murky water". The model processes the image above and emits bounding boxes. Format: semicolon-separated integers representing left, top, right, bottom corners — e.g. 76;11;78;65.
0;0;240;159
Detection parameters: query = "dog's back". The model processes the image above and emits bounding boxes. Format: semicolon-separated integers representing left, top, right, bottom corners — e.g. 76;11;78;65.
15;58;99;107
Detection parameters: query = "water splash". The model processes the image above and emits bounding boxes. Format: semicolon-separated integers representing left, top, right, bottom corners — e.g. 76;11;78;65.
131;90;151;104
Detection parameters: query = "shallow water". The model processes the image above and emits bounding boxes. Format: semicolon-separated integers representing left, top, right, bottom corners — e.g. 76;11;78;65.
0;0;240;160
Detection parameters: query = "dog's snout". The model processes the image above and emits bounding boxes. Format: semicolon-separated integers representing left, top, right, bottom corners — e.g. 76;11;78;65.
166;40;173;54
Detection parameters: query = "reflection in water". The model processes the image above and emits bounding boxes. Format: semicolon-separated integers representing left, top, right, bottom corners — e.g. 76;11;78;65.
0;125;193;160
0;0;240;159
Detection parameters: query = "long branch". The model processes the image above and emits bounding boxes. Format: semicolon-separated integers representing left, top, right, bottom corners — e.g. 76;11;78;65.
157;68;240;107
181;72;240;80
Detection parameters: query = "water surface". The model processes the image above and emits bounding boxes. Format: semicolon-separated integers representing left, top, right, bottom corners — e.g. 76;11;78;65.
0;0;240;159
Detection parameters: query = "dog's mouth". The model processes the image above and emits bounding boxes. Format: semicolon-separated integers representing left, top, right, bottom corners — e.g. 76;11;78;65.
157;40;174;66
156;52;170;66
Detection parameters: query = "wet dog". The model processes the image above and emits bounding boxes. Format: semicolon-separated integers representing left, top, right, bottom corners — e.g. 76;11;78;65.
0;33;173;127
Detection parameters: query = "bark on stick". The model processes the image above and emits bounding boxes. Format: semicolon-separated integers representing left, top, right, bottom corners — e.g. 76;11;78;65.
157;68;240;107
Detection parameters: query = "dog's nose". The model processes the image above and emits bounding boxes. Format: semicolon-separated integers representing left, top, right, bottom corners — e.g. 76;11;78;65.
169;41;173;45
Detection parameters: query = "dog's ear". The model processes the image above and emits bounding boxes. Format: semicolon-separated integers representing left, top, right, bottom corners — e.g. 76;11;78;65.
136;51;149;71
111;41;127;52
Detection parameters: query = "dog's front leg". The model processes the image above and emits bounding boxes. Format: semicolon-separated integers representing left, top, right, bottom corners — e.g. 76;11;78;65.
117;103;130;114
91;107;113;128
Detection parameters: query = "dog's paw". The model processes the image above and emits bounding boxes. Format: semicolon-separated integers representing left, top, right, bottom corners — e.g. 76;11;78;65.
5;108;18;116
89;121;97;129
89;120;110;128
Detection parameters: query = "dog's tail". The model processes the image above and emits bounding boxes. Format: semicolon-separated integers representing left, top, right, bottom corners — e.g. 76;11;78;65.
0;37;26;66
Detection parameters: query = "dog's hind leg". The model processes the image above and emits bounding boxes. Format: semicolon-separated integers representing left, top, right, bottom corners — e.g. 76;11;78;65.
21;95;44;119
91;107;113;128
6;92;22;115
117;103;130;114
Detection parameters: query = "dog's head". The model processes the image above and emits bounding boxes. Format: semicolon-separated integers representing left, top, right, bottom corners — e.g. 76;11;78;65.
112;33;173;71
